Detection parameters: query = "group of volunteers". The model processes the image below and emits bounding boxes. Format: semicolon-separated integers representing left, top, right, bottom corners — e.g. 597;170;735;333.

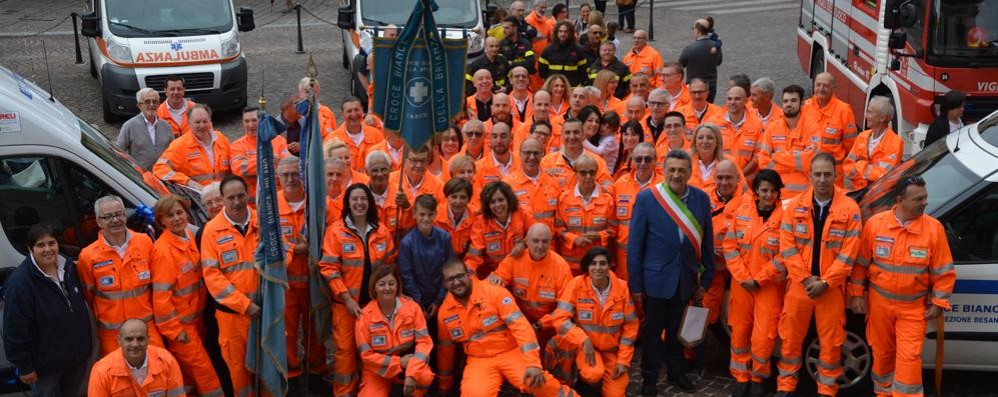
2;1;961;397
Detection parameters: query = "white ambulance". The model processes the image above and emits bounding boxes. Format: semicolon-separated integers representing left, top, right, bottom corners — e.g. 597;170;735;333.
79;0;255;122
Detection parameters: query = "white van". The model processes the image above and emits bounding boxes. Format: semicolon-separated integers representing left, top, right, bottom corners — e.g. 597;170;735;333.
79;0;255;122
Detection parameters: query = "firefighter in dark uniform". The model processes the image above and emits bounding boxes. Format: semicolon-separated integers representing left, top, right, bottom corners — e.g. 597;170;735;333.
466;36;513;93
539;21;589;87
500;16;536;75
587;40;632;99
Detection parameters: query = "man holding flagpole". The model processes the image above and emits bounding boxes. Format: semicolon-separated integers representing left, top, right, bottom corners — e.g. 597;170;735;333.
627;149;715;395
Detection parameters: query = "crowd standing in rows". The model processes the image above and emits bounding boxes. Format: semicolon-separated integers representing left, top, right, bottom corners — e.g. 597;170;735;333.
3;1;963;397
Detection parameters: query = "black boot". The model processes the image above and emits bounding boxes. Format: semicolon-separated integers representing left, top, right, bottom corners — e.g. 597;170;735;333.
668;373;696;392
731;381;750;397
748;382;765;397
641;378;658;396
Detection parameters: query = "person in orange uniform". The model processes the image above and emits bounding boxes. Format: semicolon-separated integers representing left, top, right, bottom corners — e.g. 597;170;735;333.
843;96;904;193
487;223;573;352
355;266;434;397
319;183;397;397
503;138;562;229
477;121;519;184
274;156;327;385
612;143;662;283
513;90;564;152
151;194;222;396
154;105;231;189
365;151;394;220
329;97;384;171
776;153;862;397
466;181;532;279
540;119;613;189
722;170;787;396
555;154;617;273
801;72;859;181
200;176;262;397
229;107;290;203
758;84;816;199
525;0;554;90
623;30;664;87
677;79;724;130
549;247;639;395
436;178;476;258
78;195;164;356
848;177;955;397
384;147;446;236
436;259;578;397
750;78;785;131
705;86;764;182
659;63;691;111
156;76;196;137
88;319;185;397
297;77;338;139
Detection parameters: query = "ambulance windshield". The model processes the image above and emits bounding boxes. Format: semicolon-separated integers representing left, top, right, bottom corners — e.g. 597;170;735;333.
361;0;478;28
105;0;234;37
929;0;998;64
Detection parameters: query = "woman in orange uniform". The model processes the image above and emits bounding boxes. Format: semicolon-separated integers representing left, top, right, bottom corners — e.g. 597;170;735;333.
355;265;434;397
319;183;397;396
721;169;787;396
549;247;639;395
465;181;532;279
435;178;475;259
150;194;222;396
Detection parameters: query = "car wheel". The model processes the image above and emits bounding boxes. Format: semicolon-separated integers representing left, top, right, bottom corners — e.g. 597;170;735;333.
800;313;873;395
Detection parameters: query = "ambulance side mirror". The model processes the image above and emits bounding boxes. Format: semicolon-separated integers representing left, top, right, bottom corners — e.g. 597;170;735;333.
236;8;255;32
337;6;355;30
80;12;100;38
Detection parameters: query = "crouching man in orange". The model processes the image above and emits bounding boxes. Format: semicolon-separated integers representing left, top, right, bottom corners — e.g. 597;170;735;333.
88;319;185;397
436;259;578;397
848;176;955;397
549;247;638;396
355;266;434;397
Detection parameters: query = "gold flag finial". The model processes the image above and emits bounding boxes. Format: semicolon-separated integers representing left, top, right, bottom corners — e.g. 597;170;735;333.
305;53;318;88
258;69;267;111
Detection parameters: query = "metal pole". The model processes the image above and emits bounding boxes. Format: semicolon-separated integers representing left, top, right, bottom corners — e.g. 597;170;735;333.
648;0;655;41
295;5;305;54
71;13;83;64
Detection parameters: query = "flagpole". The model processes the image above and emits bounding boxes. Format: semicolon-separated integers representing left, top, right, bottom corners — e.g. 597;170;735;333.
301;66;318;397
393;145;409;245
254;82;266;397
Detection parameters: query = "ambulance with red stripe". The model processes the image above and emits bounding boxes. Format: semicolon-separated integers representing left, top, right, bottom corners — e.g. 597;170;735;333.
796;0;998;157
78;0;256;122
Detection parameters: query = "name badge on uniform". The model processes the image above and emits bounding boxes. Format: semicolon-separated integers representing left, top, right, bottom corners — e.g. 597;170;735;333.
767;237;779;246
93;260;113;269
281;226;292;236
876;245;891;258
450;327;464;339
795;223;808;234
342;243;356;254
372;334;387;346
612;312;624;321
181;262;194;273
484;231;501;238
186;152;201;158
565;207;580;213
515;189;527;196
579;310;593;321
99;275;115;287
617;206;628;217
744;140;756;147
828;229;846;238
375;242;387;252
222;250;238;264
910;247;927;259
443;315;459;324
217;235;234;245
482;315;499;327
487;242;501;253
825;127;837;135
593;217;606;225
736;230;745;240
568;216;582;226
539;290;556;299
548;198;558;206
369;323;385;330
137;271;151;280
736;215;751;222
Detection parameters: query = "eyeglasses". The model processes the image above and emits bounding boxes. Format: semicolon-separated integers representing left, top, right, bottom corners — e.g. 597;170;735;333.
632;156;654;164
443;272;469;285
465;131;485;138
576;170;597;177
99;211;126;221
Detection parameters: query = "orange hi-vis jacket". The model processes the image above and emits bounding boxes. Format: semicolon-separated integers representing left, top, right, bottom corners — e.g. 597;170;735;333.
689;154;746;204
153;131;231;187
524;13;554;61
848;207;956;309
383;171;446;235
842;128;904;192
678;102;725;130
623;46;665;87
434;203;474;258
705;111;765;175
476;152;520;185
151;229;207;341
758;113;818;198
87;346;185;397
156;100;196;137
492;250;574;329
554;183;618;272
318;219;396;303
780;187;862;288
723;199;787;285
540;150;614;189
710;192;746;264
277;193;311;289
317;104;339;140
436;279;544;390
801;95;858;165
77;231;163;354
665;84;692;111
611;172;663;279
757;104;785;131
503;168;562;229
329;123;385;172
355;296;434;383
510;93;533;123
551;274;639;363
228;133;290;201
200;210;260;315
512;114;564;153
465;210;533;277
370;140;407;172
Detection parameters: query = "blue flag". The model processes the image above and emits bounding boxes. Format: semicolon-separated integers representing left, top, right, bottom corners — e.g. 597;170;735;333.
297;89;332;343
246;110;289;397
372;0;467;150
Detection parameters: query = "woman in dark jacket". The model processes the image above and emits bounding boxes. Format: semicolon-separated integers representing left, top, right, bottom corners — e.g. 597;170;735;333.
924;90;966;147
2;224;93;396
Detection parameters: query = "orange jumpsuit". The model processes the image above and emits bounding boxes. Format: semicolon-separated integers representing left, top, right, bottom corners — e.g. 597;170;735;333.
524;12;554;90
329;124;385;172
548;274;639;395
465;210;533;279
512;115;564;153
229;134;290;203
318;219;396;397
151;229;221;395
849;208;955;397
539;150;614;189
758;113;817;198
436;279;576;397
200;210;260;397
492;250;573;353
317;104;339;140
776;187;862;395
677;102;724;130
277;193;326;379
842;128;904;192
383;171;446;236
623;46;665;87
800;95;859;179
611;171;663;281
87;346;185;397
503;168;562;230
434;204;474;259
354;296;434;397
704;111;765;180
77;230;164;356
153;131;232;187
476;152;519;186
722;199;786;383
156;100;196;137
688;154;746;199
701;190;746;326
554;184;617;274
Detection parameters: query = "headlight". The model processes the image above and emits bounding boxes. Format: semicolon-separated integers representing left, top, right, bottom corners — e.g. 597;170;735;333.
104;34;132;64
220;31;240;58
467;31;484;55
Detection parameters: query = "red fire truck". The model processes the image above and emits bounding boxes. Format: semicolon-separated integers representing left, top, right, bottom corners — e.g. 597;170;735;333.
796;0;998;157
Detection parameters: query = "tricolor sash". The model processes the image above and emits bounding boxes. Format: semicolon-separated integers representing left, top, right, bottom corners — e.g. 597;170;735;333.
650;183;704;262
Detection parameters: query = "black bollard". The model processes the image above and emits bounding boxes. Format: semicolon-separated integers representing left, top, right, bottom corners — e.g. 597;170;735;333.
71;12;84;64
648;0;655;41
295;4;305;54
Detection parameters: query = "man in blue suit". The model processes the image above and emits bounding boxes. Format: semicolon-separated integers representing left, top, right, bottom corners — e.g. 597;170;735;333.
627;149;715;395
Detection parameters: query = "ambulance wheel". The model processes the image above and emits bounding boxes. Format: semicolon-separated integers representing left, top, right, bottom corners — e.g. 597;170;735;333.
341;46;349;69
799;313;873;395
88;44;97;78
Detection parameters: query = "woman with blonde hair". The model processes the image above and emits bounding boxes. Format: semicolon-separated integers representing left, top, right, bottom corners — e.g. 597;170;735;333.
593;70;623;113
543;74;572;116
689;124;744;194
